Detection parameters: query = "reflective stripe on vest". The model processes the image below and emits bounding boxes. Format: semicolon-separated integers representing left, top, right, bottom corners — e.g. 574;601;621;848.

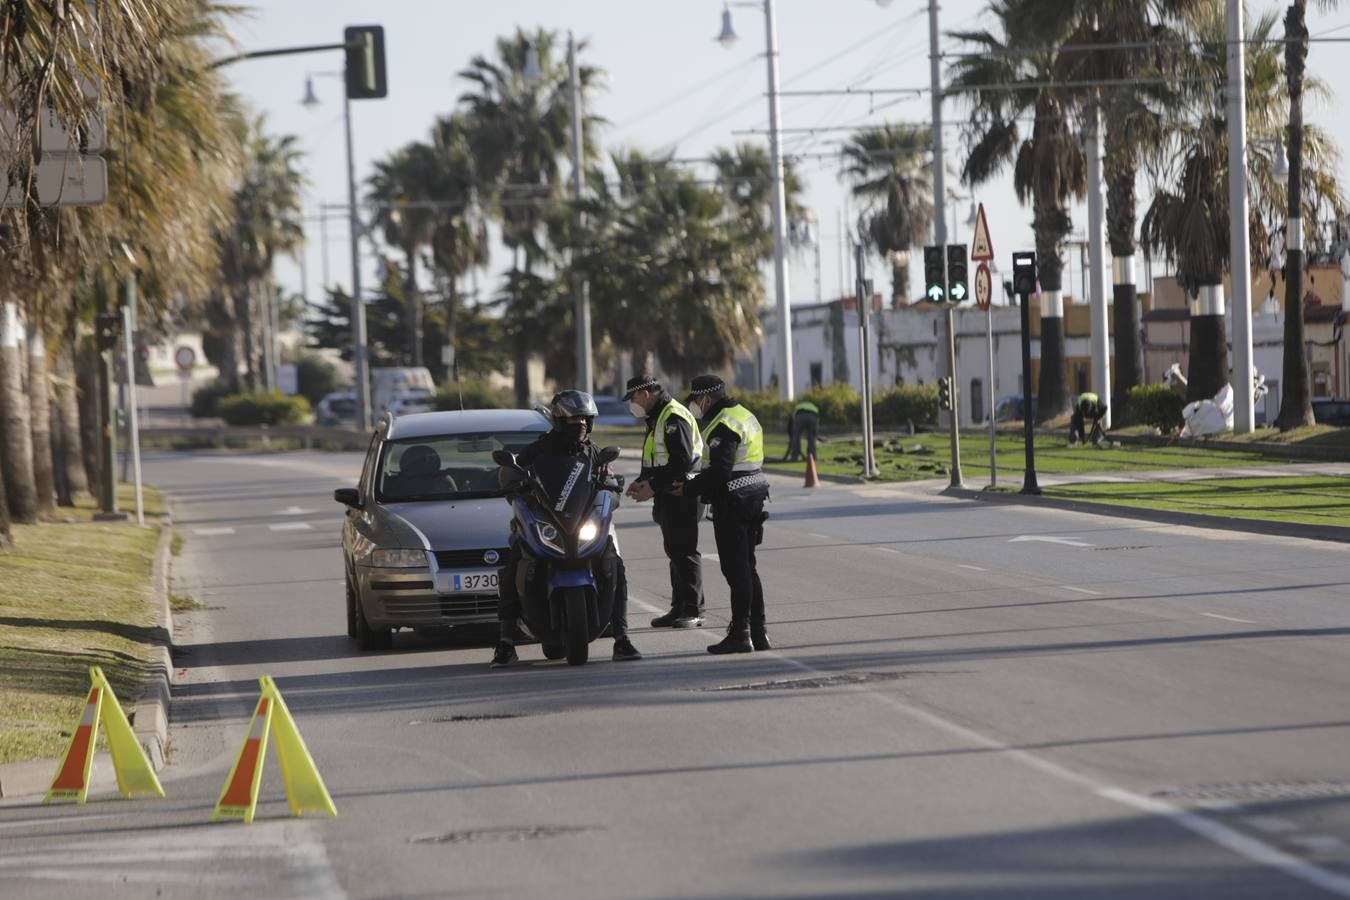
642;399;704;468
701;404;765;472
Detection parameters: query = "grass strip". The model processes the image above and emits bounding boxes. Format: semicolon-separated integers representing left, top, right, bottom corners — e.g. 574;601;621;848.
1043;476;1350;529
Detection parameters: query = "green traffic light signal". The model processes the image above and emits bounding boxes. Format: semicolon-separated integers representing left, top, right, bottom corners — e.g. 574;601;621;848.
924;245;946;303
947;244;968;303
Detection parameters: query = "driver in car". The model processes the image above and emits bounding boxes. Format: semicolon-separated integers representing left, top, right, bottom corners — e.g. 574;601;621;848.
490;389;642;667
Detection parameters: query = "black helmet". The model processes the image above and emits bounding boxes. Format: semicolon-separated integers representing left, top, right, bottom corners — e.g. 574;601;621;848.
548;389;598;435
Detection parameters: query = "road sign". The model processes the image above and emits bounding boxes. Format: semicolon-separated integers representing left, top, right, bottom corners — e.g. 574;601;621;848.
40;104;106;154
971;203;994;262
2;153;108;208
174;346;197;372
974;262;992;310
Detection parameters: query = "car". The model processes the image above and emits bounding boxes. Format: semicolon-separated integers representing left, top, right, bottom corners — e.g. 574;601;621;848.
1312;398;1350;426
334;408;550;650
593;393;642;427
994;394;1038;423
316;391;357;427
387;389;435;417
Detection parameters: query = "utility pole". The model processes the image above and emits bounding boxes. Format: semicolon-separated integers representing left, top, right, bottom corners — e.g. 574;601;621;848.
569;31;593;395
344;85;370;430
764;0;794;399
929;0;963;490
855;243;878;478
1085;104;1111;429
1226;0;1255;433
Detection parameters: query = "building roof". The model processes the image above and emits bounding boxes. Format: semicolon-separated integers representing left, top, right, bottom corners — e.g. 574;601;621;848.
385;408;549;441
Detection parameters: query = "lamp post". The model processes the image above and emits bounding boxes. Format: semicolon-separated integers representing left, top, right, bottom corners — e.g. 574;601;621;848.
303;72;371;430
717;2;793;400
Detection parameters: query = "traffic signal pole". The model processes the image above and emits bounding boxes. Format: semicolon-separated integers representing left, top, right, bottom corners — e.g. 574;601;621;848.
944;306;964;489
1012;252;1041;495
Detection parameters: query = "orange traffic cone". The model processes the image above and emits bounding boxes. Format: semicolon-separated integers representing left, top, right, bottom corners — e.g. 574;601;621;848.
804;453;820;488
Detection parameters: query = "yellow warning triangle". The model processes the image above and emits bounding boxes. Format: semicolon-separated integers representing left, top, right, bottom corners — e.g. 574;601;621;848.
264;676;337;819
45;677;104;804
92;667;165;799
212;676;336;823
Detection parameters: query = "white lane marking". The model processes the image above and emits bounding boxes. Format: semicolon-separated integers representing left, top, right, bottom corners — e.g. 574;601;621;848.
958;564;986;571
1101;789;1350;896
1244;816;1300;834
275;506;315;516
804;532;829;540
267;522;313;532
748;649;1350;897
193;527;235;536
1060;586;1103;596
1289;835;1349;854
1202;613;1257;625
877;547;902;555
1010;535;1094;548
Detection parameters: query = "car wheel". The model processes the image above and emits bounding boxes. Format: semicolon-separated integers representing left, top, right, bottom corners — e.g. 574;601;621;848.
352;587;393;651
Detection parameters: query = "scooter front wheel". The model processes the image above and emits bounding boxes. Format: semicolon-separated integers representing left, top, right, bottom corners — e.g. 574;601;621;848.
563;587;590;666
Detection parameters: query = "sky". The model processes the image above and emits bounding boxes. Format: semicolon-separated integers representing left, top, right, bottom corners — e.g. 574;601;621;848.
220;1;1350;316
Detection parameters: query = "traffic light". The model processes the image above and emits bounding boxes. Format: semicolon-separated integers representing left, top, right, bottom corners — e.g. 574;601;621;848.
923;245;946;303
95;313;120;352
946;244;969;303
937;376;953;410
344;25;388;99
1012;251;1038;296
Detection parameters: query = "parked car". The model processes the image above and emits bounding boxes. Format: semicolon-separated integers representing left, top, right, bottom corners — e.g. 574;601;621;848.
334;408;550;649
386;390;435;417
1312;398;1350;426
994;394;1038;423
593;393;642;426
316;392;357;427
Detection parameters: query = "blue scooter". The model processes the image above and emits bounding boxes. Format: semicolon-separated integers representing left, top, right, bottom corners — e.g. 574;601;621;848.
492;447;624;665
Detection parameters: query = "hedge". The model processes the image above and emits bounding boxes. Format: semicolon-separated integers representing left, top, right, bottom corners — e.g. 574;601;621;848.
189;380;233;418
434;379;513;411
737;383;938;433
1125;384;1185;433
217;391;312;426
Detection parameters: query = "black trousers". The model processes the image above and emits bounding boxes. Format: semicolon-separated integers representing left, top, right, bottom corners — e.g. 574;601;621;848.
787;411;818;461
1070;405;1107;445
654;492;704;615
497;537;628;639
710;490;768;628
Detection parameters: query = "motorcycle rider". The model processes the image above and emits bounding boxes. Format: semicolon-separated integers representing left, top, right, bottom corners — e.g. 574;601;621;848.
490;389;642;667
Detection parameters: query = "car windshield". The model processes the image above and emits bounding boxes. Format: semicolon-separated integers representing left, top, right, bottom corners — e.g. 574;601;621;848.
377;431;540;503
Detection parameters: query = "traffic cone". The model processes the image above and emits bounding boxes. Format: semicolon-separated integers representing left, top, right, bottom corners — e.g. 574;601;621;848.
213;676;336;824
46;667;164;804
804;453;820;488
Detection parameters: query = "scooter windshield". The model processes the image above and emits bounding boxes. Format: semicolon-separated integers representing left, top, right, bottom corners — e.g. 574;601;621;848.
530;453;595;530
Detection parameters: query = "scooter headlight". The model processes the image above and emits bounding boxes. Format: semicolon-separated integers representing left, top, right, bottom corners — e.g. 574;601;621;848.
578;520;599;543
535;522;564;553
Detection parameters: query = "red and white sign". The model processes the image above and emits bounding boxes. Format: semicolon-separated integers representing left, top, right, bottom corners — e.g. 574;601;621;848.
174;346;196;372
971;203;994;262
974;263;993;311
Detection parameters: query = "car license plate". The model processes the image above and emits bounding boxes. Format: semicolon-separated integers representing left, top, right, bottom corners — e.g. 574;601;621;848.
449;571;498;594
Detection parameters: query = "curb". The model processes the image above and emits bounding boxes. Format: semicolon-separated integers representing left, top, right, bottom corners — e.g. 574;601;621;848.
942;486;1350;545
0;514;175;799
762;464;864;485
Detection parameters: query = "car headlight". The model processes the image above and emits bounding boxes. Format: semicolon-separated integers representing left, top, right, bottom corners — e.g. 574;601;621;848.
578;519;599;543
536;522;564;553
370;548;428;568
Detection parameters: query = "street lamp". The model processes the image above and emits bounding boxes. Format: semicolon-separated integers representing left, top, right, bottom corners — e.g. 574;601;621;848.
303;69;372;430
1250;137;1290;184
716;1;793;399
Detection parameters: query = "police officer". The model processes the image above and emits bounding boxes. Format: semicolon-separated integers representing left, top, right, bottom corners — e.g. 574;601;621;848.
623;375;706;628
785;398;819;462
1070;392;1108;447
674;375;771;654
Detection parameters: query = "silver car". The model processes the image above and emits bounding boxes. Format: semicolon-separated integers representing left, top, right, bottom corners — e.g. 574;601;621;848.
334;408;549;649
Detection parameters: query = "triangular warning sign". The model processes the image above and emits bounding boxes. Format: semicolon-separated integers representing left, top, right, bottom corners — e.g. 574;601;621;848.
46;667;164;804
971;203;994;261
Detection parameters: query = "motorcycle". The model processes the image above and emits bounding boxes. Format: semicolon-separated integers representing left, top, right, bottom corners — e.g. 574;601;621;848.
492;446;624;665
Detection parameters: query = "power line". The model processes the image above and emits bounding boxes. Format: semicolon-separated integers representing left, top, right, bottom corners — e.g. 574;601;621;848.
939;35;1350;61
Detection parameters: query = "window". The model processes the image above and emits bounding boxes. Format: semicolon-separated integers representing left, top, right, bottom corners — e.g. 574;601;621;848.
810;362;824;387
970;379;984;423
376;431;541;503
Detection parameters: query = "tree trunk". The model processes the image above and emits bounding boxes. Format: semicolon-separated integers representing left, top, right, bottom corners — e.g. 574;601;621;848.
0;301;39;523
52;340;85;505
1032;206;1071;422
27;323;57;519
1278;1;1314;430
237;285;258;392
0;450;10;547
76;334;101;495
445;278;458;381
1187;285;1230;403
1106;168;1144;421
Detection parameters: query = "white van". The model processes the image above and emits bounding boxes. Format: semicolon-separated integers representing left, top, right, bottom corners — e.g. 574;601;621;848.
372;367;435;416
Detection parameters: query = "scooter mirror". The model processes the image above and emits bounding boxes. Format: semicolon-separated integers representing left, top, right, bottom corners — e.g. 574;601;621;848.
597;446;621;465
491;449;516;467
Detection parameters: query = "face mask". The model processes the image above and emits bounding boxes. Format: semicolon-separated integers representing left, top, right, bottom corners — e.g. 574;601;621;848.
628;401;646;418
561;422;588;444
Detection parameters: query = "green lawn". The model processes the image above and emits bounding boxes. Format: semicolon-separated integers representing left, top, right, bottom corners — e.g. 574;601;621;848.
0;484;163;763
1043;476;1350;529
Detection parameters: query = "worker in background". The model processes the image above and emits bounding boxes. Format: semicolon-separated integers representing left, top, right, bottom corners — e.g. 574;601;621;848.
785;398;819;462
1070;392;1108;447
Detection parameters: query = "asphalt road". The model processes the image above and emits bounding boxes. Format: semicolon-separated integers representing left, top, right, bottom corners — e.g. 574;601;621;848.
2;449;1349;899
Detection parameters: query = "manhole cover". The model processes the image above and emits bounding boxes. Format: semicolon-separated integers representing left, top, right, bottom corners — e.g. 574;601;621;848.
695;671;959;692
1153;781;1350;803
410;825;601;844
409;713;523;725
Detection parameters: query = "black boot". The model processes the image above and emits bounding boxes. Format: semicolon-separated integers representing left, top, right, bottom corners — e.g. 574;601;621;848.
750;623;771;652
707;623;752;655
489;641;518;668
651;609;703;628
612;635;642;661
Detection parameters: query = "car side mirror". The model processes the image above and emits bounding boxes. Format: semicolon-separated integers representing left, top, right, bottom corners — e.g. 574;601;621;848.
334;487;361;508
598;446;620;465
491;449;516;467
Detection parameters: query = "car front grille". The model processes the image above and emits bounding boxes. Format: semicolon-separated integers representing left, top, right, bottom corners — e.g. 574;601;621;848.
380;596;499;620
434;548;509;569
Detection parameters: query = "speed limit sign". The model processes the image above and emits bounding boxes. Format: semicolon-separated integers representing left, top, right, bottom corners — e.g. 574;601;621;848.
174;345;196;372
974;262;992;311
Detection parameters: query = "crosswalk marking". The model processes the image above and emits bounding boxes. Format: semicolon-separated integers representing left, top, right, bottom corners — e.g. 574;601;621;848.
193;527;235;536
268;522;313;532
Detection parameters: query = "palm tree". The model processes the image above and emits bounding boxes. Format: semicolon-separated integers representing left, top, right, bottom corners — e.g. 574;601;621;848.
710;143;806;262
458;28;603;404
838;125;934;304
948;0;1087;421
1141;9;1342;402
